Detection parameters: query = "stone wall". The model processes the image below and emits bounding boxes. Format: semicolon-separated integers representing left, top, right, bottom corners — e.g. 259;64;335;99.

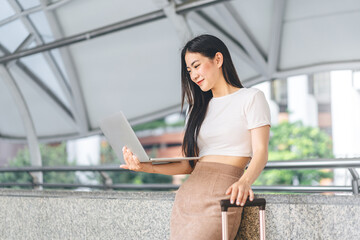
0;189;359;239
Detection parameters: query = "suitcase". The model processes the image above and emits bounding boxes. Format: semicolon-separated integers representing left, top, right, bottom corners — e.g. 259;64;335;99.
220;198;266;240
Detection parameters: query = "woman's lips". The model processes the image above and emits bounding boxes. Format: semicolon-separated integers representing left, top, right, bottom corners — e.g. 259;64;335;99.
197;80;204;85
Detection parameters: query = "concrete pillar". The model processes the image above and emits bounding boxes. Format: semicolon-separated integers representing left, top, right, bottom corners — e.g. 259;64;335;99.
331;70;360;186
253;81;279;127
287;75;318;127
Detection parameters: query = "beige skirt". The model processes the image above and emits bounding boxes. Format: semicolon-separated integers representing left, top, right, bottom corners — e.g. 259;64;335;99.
170;161;245;240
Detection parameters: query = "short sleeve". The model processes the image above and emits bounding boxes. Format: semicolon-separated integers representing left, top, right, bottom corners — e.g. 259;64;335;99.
246;90;271;129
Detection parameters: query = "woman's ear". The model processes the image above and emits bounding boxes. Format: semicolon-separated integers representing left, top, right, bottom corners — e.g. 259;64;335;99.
215;52;223;68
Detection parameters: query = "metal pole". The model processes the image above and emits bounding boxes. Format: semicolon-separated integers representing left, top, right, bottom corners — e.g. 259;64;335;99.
0;65;43;190
99;171;113;190
259;209;266;240
348;168;359;195
154;0;193;44
221;211;228;240
264;158;360;169
0;0;229;64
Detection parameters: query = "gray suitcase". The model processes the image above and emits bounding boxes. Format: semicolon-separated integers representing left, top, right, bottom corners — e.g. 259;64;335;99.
220;198;266;240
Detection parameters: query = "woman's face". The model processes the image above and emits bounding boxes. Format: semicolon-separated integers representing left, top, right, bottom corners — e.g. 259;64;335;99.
185;51;223;92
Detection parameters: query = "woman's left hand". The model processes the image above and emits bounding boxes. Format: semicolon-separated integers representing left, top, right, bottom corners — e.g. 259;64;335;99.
225;178;254;206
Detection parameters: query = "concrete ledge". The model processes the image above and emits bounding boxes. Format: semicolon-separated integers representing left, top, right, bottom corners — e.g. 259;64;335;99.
0;189;359;239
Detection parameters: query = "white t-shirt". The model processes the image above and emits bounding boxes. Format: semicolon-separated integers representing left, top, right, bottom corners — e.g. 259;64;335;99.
197;87;271;158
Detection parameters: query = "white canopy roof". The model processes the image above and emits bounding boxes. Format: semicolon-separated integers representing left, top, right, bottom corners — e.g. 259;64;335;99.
1;0;360;143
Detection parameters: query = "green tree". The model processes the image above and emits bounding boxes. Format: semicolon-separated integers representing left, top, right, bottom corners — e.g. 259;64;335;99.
0;143;77;188
254;121;334;186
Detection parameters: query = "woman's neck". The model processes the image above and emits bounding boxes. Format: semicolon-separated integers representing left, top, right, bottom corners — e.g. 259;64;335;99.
211;81;240;98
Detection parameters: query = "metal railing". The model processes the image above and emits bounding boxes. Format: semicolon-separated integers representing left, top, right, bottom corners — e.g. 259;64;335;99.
0;158;359;194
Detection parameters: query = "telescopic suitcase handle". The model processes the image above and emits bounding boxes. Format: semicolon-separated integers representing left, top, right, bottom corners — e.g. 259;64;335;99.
220;198;266;211
220;198;266;240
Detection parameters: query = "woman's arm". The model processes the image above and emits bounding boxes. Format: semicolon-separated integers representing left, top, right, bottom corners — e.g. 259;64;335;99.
120;146;194;175
241;125;270;185
152;160;194;175
225;125;270;205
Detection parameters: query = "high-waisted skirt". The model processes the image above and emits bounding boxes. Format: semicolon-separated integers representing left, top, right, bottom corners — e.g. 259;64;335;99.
170;161;245;240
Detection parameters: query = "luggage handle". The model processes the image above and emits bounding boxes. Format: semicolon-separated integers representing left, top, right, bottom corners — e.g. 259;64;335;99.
220;198;266;240
220;197;266;212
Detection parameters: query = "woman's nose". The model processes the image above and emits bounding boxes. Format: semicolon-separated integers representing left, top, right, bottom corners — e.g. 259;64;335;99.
190;71;199;81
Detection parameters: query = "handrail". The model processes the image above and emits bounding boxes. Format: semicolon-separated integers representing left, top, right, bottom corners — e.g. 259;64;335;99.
0;158;359;194
1;158;359;172
0;182;179;190
0;183;353;193
252;186;353;192
264;158;360;169
0;165;129;172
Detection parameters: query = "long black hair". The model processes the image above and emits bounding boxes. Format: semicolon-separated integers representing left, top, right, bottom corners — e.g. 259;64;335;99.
181;34;244;168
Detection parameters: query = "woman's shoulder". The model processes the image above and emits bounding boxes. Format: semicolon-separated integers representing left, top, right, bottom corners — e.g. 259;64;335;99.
235;87;264;99
235;88;268;110
241;87;262;93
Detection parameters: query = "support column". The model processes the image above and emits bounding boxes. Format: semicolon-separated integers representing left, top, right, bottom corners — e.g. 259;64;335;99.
0;65;42;189
287;75;318;127
153;0;193;44
253;81;279;126
331;70;360;186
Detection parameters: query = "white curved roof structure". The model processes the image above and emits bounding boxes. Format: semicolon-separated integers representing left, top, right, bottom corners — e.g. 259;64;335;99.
1;0;360;144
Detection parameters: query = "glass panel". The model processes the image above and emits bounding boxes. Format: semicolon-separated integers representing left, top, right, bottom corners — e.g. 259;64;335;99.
0;1;15;21
0;20;29;53
29;11;54;43
17;0;40;10
20;53;70;109
28;41;37;48
50;48;69;85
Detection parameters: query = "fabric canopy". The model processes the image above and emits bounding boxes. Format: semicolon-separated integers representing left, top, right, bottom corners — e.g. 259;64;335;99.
0;0;359;143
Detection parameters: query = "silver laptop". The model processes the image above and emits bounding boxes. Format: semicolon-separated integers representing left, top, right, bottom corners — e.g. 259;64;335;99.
99;111;200;163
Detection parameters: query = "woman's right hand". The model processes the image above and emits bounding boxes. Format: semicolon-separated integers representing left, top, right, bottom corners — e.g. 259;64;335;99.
120;146;154;173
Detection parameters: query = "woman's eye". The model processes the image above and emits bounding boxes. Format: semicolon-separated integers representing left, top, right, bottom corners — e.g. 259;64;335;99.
187;64;199;73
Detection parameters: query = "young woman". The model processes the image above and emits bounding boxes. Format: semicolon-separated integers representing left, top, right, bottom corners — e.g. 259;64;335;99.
121;34;271;240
